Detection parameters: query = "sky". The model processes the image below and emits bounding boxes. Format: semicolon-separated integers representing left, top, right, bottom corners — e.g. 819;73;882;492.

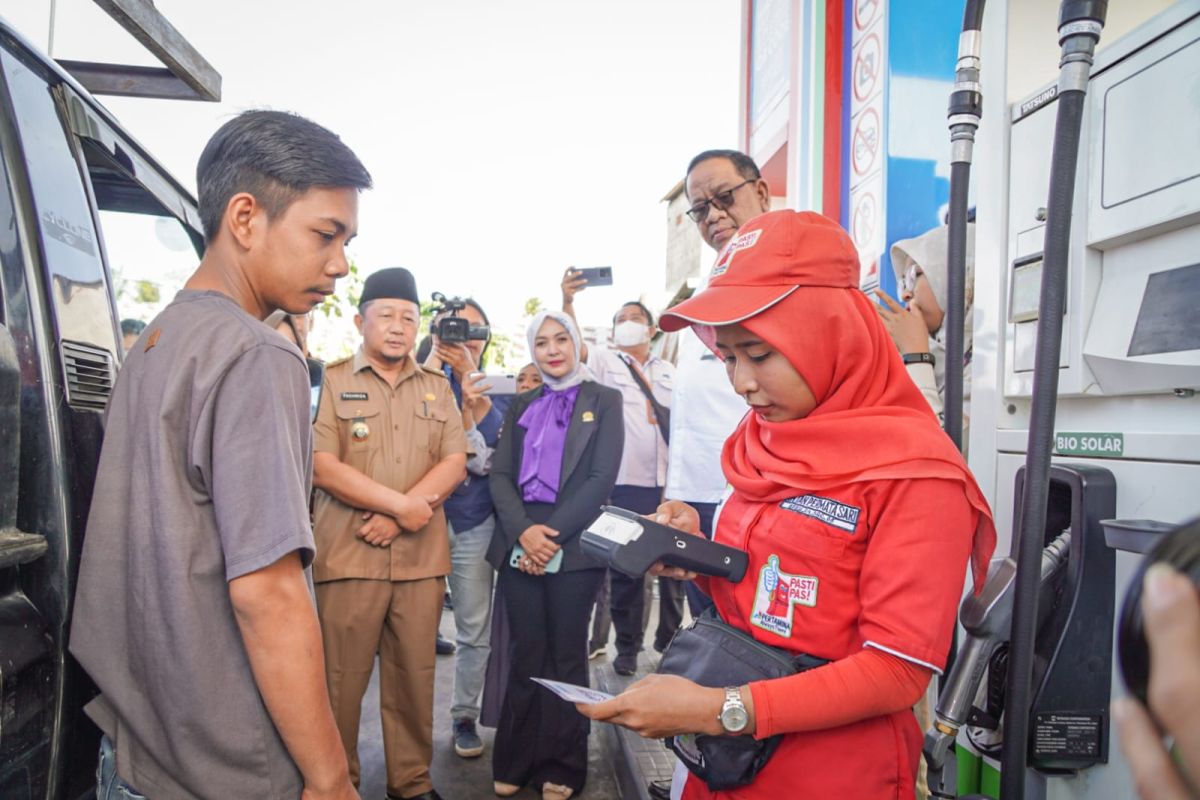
0;0;740;344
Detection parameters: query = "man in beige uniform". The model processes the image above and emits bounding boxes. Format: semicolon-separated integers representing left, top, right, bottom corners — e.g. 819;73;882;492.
312;267;468;800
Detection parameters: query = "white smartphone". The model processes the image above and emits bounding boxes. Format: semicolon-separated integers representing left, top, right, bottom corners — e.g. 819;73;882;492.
482;372;517;396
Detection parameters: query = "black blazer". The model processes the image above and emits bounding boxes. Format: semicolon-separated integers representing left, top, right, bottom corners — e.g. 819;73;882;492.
487;380;624;573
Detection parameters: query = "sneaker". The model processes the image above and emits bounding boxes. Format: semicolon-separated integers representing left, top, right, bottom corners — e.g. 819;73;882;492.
588;642;607;660
452;717;484;758
436;634;456;656
613;653;637;676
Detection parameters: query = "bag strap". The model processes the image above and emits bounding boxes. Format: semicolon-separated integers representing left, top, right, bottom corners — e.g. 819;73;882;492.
621;355;671;445
699;605;829;674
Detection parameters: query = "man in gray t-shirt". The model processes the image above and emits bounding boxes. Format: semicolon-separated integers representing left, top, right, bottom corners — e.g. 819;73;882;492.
69;110;371;799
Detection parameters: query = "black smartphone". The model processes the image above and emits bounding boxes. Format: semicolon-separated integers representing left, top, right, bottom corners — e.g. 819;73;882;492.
575;266;613;287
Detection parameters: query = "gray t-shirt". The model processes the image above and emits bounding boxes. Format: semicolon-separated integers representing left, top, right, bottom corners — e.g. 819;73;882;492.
69;290;315;799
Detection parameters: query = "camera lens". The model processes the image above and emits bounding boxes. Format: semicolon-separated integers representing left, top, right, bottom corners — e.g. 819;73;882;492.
1117;517;1200;705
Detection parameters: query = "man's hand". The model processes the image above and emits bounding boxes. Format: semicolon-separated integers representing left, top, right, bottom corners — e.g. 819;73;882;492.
577;675;746;739
394;493;436;531
518;524;560;565
874;288;931;356
562;267;588;306
301;782;360;800
1114;563;1200;799
434;341;477;381
356;511;401;547
229;553;355;799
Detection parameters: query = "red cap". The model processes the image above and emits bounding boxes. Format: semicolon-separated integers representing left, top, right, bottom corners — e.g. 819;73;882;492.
660;210;860;332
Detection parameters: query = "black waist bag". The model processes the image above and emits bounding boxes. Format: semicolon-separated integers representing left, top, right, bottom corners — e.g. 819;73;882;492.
655;609;828;791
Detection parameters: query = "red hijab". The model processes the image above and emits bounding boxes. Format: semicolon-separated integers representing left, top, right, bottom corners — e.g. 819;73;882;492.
662;210;995;590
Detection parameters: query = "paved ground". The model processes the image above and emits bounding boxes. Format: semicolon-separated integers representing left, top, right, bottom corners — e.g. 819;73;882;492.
355;589;680;799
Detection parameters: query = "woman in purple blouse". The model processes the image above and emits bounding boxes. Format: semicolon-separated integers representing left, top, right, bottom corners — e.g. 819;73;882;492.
486;311;624;800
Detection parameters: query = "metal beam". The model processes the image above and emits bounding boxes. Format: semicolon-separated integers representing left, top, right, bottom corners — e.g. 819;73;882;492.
88;0;221;101
57;60;211;101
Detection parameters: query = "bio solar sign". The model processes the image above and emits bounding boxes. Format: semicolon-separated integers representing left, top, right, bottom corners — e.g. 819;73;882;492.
1053;432;1124;458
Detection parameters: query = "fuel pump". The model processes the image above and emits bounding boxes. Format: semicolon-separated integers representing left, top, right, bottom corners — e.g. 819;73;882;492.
924;465;1115;798
927;1;1115;797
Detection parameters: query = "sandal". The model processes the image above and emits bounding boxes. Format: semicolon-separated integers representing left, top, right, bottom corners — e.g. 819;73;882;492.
542;782;575;800
493;781;521;797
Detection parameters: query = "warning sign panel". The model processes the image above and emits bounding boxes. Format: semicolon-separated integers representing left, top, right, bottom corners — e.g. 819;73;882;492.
851;107;882;178
850;182;884;290
853;0;882;37
853;33;882;103
848;0;887;291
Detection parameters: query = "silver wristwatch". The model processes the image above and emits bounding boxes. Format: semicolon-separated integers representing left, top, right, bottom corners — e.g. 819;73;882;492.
717;686;749;734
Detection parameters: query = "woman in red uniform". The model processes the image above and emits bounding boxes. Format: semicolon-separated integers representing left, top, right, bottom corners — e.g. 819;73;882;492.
580;210;996;798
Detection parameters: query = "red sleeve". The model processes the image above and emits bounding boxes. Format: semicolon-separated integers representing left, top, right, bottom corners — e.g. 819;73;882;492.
748;648;930;738
857;479;975;671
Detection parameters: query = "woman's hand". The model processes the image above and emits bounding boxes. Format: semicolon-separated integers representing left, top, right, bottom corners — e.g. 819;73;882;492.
518;524;560;565
646;501;702;580
462;371;494;415
874;289;931;355
434;341;477;382
577;675;752;739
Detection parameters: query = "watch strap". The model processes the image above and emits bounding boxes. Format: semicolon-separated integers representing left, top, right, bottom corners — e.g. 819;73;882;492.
902;351;936;366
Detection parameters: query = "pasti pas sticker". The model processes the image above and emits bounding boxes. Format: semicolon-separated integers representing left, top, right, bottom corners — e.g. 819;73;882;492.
750;554;818;638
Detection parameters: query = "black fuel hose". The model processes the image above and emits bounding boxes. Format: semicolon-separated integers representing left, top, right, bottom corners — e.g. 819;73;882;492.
999;3;1106;798
943;0;985;453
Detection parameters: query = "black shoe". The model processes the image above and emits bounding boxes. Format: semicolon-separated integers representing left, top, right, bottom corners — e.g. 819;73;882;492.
648;778;672;800
452;717;484;758
613;653;637;676
436;634;456;655
387;792;443;800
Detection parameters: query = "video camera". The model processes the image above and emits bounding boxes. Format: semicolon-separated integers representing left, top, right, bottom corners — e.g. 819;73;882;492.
431;292;489;345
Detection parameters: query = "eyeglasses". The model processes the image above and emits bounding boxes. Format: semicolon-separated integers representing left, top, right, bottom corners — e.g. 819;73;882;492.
685;179;758;223
902;263;922;294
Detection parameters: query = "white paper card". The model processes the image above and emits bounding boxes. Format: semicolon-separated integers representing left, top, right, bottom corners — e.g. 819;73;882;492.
531;677;614;705
586;512;644;545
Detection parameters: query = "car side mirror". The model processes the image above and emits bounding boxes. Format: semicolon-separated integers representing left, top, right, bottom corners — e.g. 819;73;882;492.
307;357;324;424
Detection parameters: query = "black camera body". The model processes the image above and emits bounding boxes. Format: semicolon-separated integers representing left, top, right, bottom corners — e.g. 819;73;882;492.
431;292;489;344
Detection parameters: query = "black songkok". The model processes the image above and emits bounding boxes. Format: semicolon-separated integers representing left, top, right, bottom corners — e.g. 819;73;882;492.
360;267;419;306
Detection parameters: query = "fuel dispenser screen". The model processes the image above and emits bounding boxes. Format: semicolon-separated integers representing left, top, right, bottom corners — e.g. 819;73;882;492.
1128;262;1200;356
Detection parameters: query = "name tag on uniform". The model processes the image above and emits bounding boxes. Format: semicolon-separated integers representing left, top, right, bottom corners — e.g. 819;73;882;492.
779;494;860;533
340;392;369;401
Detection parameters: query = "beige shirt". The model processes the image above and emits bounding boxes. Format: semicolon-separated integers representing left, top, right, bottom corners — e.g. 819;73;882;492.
312;349;469;582
587;346;673;487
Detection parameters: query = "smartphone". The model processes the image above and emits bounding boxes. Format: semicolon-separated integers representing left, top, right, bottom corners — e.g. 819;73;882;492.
481;373;517;396
510;544;563;573
575;266;613;287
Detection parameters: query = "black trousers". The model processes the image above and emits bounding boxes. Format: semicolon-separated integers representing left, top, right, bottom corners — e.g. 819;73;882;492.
493;563;605;792
609;485;669;658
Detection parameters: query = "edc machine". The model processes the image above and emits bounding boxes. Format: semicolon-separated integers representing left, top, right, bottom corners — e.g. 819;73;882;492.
582;506;749;582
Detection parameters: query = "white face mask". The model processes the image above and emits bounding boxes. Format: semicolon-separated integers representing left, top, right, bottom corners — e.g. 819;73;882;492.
613;320;650;347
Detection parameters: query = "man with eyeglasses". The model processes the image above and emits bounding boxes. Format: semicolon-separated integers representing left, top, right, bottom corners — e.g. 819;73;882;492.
665;150;774;620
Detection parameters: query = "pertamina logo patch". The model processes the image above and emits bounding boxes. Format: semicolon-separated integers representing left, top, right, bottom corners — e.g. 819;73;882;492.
750;555;818;638
710;229;762;277
779;494;860;533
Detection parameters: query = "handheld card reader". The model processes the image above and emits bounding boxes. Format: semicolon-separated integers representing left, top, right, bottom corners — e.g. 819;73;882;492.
581;506;749;582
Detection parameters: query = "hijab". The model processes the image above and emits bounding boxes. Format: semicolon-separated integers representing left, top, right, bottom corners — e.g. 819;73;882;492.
516;311;594;503
524;310;594;390
663;210;995;590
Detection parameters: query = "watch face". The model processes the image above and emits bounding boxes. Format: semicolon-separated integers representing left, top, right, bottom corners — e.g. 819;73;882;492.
721;705;749;732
